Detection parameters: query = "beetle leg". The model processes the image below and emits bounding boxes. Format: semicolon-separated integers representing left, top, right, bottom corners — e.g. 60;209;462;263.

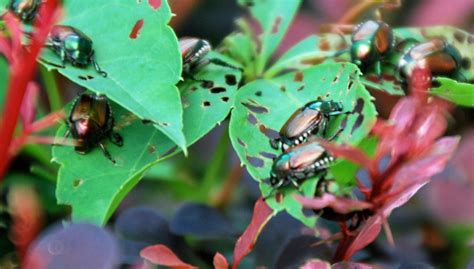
290;178;300;189
329;127;344;142
270;138;281;150
98;143;116;164
92;59;108;77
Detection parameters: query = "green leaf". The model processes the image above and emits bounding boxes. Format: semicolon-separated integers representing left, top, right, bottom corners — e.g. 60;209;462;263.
430;78;474;107
0;57;7;111
40;0;187;152
265;34;349;78
238;0;302;75
229;63;377;226
53;52;241;225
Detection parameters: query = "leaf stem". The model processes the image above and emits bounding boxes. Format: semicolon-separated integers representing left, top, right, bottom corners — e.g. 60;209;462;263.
40;66;62;111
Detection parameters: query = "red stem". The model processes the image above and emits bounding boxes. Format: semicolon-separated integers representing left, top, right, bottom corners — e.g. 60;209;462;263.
0;0;60;181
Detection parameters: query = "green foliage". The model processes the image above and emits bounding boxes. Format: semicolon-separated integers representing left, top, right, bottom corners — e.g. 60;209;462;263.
430;78;474;107
236;0;302;76
229;63;377;226
39;0;186;152
0;57;7;111
53;51;241;225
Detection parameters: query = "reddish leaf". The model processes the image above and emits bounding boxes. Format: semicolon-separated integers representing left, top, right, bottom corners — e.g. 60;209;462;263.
318;140;372;168
232;198;273;269
452;130;474;181
300;259;331;269
140;244;197;269
410;107;447;152
388;98;417;135
295;194;372;214
213;252;229;269
333;214;383;261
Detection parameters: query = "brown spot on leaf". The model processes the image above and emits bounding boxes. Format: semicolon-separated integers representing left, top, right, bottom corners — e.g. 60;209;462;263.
259;124;279;139
148;144;156;154
320;38;330;51
73;179;84;188
294;71;304;82
453;31;466;43
271;16;282;34
296;85;305;92
280;86;286;92
129;19;144;39
275;192;283;203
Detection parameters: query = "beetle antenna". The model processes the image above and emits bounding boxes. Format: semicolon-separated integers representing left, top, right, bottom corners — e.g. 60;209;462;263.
208;58;243;72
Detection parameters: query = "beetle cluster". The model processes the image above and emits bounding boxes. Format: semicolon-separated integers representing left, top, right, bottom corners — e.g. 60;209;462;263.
266;99;347;194
348;20;465;84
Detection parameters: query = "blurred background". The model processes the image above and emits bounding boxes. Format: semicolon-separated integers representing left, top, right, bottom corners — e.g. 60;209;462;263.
1;1;473;268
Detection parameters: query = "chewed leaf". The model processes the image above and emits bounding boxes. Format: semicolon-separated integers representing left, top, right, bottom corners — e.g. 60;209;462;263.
229;63;377;227
238;0;302;75
430;78;474;107
39;0;186;152
180;51;242;144
54;52;241;225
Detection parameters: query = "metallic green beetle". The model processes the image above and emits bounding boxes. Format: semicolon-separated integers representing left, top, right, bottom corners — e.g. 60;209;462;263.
269;140;334;189
397;38;464;82
46;25;107;77
270;100;345;150
65;93;123;163
7;0;41;22
350;20;395;76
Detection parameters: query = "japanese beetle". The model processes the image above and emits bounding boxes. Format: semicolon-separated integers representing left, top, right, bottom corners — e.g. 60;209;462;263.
179;37;241;79
7;0;41;22
350;20;394;76
65;93;123;163
269;140;334;189
270;100;345;150
397;38;463;82
45;25;107;77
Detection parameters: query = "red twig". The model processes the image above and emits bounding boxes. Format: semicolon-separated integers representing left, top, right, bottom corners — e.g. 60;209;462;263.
0;0;61;180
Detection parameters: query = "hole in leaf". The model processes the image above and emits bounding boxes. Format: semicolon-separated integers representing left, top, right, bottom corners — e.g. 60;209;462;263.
225;74;237;85
296;85;305;92
129;19;144;39
259;124;279;139
352;98;364;114
259;152;276;159
148;0;161;10
351;114;364;134
203;101;211;107
241;101;268;114
73;179;84;188
210;87;226;94
238;138;247;148
294;71;304;82
255;91;262;97
431;80;441;88
246;156;264;167
347;79;354;90
78;75;94;81
247;113;258;125
339;114;350;130
332;65;345;84
221;96;229;102
201;80;214;89
271;16;282;34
